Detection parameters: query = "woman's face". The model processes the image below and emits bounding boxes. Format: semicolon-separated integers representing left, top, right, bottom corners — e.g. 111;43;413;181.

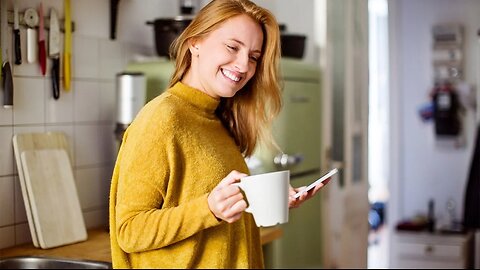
185;14;264;99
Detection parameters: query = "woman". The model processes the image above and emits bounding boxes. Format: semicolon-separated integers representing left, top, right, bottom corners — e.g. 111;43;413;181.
109;0;327;268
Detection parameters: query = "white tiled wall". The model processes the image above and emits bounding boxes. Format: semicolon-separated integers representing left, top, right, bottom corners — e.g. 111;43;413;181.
0;0;159;249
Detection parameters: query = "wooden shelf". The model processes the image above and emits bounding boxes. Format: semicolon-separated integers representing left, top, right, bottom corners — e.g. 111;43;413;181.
0;226;283;262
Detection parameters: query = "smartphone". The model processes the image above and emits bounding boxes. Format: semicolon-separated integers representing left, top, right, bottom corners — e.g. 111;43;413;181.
293;168;338;199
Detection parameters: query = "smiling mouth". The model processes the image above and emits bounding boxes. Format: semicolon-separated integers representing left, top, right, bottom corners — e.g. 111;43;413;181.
221;69;242;82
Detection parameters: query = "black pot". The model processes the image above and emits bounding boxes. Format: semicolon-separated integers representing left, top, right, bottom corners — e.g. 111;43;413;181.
280;34;306;59
147;16;193;57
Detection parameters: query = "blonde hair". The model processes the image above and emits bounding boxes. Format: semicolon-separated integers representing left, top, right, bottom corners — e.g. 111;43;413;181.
169;0;282;157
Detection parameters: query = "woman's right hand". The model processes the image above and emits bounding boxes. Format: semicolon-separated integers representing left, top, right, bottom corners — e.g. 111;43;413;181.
207;170;248;223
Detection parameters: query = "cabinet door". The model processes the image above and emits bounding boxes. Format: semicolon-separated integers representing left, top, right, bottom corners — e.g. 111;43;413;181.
391;232;472;269
263;172;323;268
255;80;322;175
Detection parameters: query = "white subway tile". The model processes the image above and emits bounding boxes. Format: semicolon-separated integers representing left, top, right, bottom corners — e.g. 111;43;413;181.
99;81;116;122
73;37;100;79
98;124;116;164
74;81;100;122
0;226;15;249
0;107;13;125
0;127;14;176
99;40;124;80
75;167;109;211
72;0;109;39
15;222;34;245
0;176;15;227
83;208;108;230
13;77;46;125
14;176;28;224
45;79;74;123
74;124;101;166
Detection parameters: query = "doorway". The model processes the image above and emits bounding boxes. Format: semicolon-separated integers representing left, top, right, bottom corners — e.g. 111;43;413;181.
319;0;370;268
367;0;390;268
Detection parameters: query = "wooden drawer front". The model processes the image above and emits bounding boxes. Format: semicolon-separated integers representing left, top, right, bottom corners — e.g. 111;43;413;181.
397;242;463;261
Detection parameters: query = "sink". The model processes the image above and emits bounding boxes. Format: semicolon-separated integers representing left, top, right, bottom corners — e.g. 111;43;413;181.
0;256;112;269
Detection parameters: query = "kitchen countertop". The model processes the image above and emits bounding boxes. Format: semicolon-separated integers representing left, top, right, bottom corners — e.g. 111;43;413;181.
0;226;283;262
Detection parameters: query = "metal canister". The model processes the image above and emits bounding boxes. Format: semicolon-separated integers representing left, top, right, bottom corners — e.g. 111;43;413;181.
114;72;146;142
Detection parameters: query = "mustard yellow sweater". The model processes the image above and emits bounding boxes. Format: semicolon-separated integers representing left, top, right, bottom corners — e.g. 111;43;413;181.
109;82;263;269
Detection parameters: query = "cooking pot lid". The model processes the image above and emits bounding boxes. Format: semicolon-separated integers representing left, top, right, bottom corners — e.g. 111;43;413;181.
155;15;194;22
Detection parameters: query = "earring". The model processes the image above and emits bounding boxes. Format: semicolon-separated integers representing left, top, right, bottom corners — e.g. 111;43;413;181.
193;46;199;57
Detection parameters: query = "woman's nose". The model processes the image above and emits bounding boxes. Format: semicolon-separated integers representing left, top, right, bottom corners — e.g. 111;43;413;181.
234;52;250;72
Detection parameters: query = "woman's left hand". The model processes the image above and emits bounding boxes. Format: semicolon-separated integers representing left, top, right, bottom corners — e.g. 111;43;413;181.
288;179;331;209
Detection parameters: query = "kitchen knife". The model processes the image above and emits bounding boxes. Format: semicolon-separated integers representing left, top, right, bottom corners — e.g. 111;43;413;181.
38;2;47;76
49;8;60;99
63;0;72;91
13;0;21;65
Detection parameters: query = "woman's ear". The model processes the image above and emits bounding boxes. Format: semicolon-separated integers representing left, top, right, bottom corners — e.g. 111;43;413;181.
188;39;200;56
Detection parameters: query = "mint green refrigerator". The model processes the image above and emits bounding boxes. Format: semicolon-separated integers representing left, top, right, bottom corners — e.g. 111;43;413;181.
254;58;324;269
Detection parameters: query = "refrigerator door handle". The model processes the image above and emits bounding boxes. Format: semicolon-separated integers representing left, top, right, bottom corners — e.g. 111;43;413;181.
273;153;304;168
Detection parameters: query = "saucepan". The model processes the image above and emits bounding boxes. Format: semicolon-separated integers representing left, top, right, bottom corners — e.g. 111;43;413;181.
146;16;194;57
279;24;306;59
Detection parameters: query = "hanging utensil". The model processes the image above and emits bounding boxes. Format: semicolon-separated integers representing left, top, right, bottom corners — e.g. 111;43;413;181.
24;8;39;64
63;0;72;91
2;62;13;108
38;2;46;76
1;0;13;107
49;8;60;100
13;0;21;65
110;0;120;40
0;1;3;83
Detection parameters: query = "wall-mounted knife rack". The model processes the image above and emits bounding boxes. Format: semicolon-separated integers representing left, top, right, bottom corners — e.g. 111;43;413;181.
6;10;75;32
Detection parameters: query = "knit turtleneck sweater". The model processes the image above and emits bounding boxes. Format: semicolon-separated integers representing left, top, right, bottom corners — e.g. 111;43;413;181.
109;82;263;268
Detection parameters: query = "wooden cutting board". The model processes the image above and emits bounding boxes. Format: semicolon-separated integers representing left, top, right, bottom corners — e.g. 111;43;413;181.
12;132;72;248
20;149;87;249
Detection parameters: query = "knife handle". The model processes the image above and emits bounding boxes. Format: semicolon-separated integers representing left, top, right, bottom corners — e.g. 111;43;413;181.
2;62;13;107
52;57;60;100
14;29;21;65
110;0;120;40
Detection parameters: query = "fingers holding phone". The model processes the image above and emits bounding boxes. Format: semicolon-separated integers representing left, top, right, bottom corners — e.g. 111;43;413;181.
288;168;338;209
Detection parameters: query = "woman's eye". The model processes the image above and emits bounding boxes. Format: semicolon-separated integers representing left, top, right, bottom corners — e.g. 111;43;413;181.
250;56;259;62
226;45;238;51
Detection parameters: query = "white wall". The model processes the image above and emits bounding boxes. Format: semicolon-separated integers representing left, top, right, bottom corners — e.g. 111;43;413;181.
117;0;318;64
254;0;317;64
390;0;479;228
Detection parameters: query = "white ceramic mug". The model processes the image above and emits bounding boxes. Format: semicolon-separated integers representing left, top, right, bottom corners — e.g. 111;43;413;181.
235;170;290;227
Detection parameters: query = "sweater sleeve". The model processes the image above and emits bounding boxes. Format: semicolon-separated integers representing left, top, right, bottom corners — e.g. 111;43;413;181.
114;105;222;253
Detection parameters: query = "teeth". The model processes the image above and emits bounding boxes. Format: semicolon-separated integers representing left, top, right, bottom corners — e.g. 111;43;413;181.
222;69;241;82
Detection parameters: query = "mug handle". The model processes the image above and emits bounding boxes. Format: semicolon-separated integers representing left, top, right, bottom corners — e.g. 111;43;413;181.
232;182;252;213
